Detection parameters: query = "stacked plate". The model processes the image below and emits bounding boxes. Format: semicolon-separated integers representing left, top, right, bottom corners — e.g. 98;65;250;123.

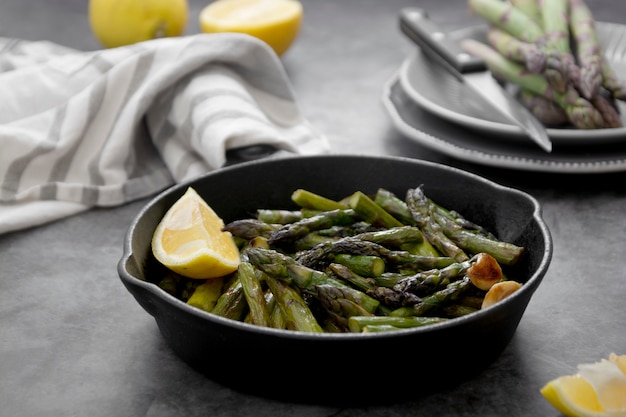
383;22;626;173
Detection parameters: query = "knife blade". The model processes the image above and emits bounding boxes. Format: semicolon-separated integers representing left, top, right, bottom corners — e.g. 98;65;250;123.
399;7;552;153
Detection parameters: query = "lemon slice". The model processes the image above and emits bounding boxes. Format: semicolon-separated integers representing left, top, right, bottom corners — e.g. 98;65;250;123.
199;0;303;56
152;187;240;279
89;0;188;48
540;353;626;417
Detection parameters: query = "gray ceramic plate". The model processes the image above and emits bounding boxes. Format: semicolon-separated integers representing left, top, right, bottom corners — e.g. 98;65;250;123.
383;74;626;173
399;22;626;146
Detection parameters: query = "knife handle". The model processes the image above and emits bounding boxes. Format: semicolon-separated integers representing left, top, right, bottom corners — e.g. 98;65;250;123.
399;8;486;74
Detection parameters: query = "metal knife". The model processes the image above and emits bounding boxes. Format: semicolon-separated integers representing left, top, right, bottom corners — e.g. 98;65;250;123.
399;7;552;153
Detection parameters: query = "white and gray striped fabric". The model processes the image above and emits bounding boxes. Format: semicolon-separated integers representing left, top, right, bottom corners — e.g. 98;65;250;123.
0;33;330;234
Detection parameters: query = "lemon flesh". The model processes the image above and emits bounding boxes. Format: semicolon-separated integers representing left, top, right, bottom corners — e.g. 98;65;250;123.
199;0;302;56
89;0;188;48
540;354;626;417
152;187;240;279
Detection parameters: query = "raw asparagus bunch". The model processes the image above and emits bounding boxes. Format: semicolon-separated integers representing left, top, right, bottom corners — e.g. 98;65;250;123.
466;0;625;129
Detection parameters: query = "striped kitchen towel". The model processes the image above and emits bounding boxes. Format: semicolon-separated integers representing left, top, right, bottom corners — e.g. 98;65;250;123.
0;33;330;235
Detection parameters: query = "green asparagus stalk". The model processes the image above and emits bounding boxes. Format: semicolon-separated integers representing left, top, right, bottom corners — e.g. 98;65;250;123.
468;0;544;43
291;189;348;211
366;285;422;308
373;188;416;225
348;191;404;228
315;284;375;320
372;272;411;288
267;209;358;245
186;277;224;312
354;225;425;247
430;208;524;266
600;57;626;101
383;252;457;271
347;315;448;333
237;262;271;327
264;290;288;329
256;209;302;224
406;186;469;262
293;232;339;251
539;0;578;92
390;277;473;317
486;27;547;73
264;275;323;333
461;38;606;128
245;247;380;313
211;277;248;321
332;254;386;278
441;304;479;318
590;95;622;128
393;255;478;295
569;0;603;99
328;262;377;292
360;325;403;333
510;0;543;25
222;218;282;240
518;89;569;125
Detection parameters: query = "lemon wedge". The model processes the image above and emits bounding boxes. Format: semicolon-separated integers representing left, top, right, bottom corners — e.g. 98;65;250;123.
151;187;240;279
199;0;303;56
89;0;188;48
540;353;626;417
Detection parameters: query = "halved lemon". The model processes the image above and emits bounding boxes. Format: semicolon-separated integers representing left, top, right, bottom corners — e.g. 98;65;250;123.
540;354;626;417
151;187;240;279
89;0;189;48
199;0;303;56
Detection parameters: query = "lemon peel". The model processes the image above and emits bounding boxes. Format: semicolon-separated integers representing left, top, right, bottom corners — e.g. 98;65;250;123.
540;353;626;417
199;0;303;56
151;187;240;279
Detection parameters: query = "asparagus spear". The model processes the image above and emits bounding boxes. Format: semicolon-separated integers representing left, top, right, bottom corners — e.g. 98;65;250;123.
486;27;547;73
347;315;448;333
468;0;544;43
600;57;626;101
539;0;578;92
354;225;425;247
245;247;380;313
393;255;478;295
328;262;377;292
264;274;324;333
332;254;386;278
237;262;271;327
347;191;404;228
406;186;469;262
590;95;622;128
510;0;543;25
315;284;375;321
390;277;473;317
291;189;348;211
256;209;302;224
569;0;603;99
374;188;416;225
295;234;454;272
186;277;224;312
222;218;282;240
366;286;422;309
461;38;606;128
430;207;524;266
211;276;248;321
518;88;569;125
267;209;358;245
